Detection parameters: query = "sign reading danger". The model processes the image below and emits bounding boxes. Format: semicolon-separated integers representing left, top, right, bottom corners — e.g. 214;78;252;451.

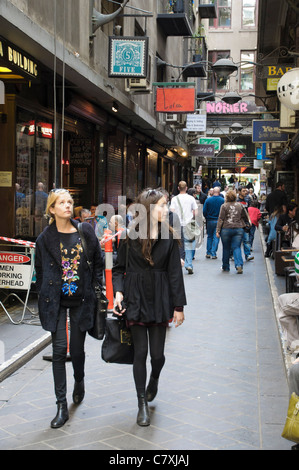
0;251;32;289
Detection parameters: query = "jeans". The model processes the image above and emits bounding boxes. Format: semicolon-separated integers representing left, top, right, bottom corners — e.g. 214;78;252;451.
249;224;256;247
181;227;196;270
220;228;244;271
206;219;220;257
51;306;86;404
242;230;251;258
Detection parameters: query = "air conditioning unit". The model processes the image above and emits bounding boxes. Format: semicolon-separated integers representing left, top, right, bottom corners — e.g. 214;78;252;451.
165;113;186;126
280;104;296;132
125;78;152;93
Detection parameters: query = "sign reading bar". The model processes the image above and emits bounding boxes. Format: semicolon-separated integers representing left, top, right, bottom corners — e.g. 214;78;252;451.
0;36;38;79
252;120;288;143
109;37;148;78
156;88;195;113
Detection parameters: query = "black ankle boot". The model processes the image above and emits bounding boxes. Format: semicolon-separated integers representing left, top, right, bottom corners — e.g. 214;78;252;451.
137;394;150;427
73;379;85;404
51;402;69;429
146;375;159;402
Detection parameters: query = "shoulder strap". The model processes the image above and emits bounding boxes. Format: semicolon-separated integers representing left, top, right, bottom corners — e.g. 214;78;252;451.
78;223;92;272
176;196;185;221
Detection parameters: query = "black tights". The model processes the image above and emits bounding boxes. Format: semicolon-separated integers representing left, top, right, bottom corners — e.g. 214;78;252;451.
130;325;166;396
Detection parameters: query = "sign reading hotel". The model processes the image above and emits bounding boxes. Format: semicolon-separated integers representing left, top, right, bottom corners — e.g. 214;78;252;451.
109;37;148;78
156;88;196;113
0;252;32;290
0;36;38;79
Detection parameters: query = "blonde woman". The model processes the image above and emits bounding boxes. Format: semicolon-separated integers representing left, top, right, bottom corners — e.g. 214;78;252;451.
35;189;103;428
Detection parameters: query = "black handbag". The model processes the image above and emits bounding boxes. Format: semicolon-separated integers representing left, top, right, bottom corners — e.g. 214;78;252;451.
78;223;108;340
101;316;134;364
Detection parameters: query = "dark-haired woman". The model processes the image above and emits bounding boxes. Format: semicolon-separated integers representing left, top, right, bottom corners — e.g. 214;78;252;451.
35;189;103;429
112;189;186;426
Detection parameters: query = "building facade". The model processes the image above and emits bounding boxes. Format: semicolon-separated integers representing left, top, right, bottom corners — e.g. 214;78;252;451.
0;0;207;239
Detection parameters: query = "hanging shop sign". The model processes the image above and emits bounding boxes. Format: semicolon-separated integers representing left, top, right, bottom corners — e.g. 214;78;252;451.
183;114;207;132
156;88;196;113
199;137;221;152
266;65;293;91
206;100;264;114
189;144;215;159
108;37;148;78
0;252;32;290
0;36;39;80
252;120;288;143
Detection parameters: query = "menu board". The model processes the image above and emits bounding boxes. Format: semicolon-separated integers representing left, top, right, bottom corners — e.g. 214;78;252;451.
69;138;93;207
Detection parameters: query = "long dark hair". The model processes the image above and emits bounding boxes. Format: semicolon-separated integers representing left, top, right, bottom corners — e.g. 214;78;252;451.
129;188;172;266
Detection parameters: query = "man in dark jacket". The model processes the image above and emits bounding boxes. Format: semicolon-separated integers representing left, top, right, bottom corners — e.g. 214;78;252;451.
266;181;288;215
275;202;298;246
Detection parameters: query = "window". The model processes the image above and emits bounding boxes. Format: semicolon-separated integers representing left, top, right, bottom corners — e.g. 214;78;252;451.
16;108;52;238
208;51;230;91
240;51;255;91
242;0;257;28
209;0;232;29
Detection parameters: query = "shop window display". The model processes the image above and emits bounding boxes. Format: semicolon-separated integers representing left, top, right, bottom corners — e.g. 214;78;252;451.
16;109;52;238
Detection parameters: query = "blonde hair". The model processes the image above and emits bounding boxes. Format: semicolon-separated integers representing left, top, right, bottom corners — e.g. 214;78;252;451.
46;189;74;224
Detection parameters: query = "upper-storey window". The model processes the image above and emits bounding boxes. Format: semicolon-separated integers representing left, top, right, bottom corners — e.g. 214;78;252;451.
209;0;232;29
242;0;257;28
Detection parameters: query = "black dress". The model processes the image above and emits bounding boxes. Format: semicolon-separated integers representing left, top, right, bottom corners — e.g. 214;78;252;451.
112;234;187;324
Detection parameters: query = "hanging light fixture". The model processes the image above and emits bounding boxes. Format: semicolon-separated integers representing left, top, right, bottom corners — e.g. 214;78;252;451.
112;101;119;113
212;58;238;79
221;91;242;104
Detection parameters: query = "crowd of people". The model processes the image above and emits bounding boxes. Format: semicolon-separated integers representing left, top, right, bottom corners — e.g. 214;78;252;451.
34;176;299;445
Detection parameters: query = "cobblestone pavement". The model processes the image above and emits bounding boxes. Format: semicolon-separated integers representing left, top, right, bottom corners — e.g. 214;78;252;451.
0;230;291;450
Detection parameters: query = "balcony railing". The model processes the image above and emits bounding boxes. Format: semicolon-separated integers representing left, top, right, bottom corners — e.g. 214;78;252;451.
182;35;208;78
157;0;195;37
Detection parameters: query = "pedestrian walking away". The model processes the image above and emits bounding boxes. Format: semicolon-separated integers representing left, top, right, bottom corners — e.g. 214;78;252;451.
170;181;198;274
203;186;224;259
35;189;104;429
237;186;254;261
216;190;249;274
248;200;262;249
112;188;186;427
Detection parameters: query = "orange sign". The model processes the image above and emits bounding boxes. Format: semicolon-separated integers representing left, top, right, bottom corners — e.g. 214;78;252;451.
156;88;195;113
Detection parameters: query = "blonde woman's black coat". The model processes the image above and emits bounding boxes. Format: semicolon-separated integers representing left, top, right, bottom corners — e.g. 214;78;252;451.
35;220;103;333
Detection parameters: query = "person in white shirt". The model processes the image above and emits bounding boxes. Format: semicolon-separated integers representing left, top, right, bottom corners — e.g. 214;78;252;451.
170;181;198;274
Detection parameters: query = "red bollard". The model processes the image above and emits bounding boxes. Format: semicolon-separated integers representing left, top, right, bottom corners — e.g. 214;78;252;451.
104;229;114;310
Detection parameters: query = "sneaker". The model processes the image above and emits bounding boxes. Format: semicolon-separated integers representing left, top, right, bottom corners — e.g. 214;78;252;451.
186;267;193;274
212;256;217;259
206;254;211;259
236;266;243;274
246;255;254;261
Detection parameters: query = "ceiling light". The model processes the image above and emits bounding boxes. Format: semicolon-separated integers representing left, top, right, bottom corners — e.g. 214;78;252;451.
0;67;12;73
112;101;119;113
